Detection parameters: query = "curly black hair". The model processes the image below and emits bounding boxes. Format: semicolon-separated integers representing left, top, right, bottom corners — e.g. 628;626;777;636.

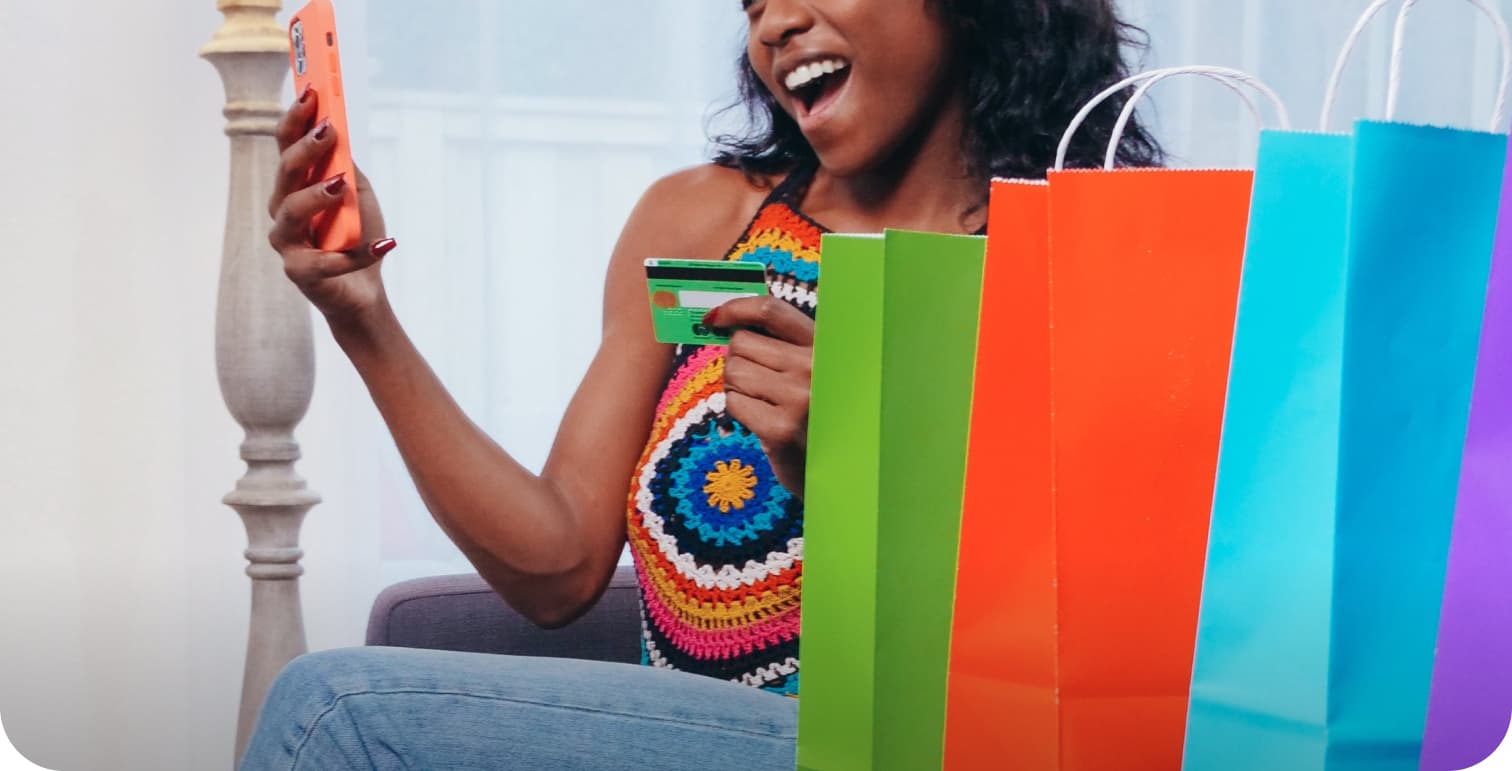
712;0;1163;181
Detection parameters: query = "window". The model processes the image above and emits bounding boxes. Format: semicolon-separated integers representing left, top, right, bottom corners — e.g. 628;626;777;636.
347;2;748;581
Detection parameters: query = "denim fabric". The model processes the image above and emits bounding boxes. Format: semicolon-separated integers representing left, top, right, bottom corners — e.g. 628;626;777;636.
238;647;798;770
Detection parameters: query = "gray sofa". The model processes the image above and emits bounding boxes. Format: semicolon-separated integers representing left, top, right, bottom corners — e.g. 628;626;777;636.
365;566;642;663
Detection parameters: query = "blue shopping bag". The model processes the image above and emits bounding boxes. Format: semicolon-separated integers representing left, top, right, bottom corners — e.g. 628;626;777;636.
1184;4;1510;768
1327;121;1504;769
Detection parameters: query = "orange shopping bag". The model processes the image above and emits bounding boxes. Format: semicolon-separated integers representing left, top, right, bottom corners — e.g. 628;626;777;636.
944;68;1286;771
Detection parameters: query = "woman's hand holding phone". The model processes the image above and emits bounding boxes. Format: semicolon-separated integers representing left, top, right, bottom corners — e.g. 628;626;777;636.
267;87;396;329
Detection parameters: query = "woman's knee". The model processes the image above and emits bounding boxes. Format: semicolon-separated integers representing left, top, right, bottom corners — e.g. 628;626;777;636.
271;648;368;698
242;649;401;770
258;647;404;733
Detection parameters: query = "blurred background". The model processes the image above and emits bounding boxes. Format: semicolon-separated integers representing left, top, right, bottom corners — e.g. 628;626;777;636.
1;0;1508;768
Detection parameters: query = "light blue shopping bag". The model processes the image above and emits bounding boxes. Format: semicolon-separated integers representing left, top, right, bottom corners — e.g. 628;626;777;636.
1183;129;1353;771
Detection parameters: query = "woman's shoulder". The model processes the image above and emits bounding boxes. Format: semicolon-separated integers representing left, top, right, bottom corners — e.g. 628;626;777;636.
625;163;788;261
645;162;782;210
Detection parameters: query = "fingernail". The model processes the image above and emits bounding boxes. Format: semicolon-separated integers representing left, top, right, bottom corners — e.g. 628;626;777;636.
702;309;719;327
372;238;398;258
312;119;330;142
323;174;346;195
299;85;314;104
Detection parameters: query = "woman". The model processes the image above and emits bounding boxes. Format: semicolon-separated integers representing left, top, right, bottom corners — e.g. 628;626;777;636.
242;0;1160;768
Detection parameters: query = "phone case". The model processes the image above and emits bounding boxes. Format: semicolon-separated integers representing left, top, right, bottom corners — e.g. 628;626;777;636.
288;0;362;253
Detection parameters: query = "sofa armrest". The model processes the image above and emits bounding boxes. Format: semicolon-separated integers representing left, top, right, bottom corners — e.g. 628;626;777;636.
365;566;642;664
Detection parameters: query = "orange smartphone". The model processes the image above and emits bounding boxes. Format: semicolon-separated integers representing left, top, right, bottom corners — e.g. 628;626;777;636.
288;0;362;253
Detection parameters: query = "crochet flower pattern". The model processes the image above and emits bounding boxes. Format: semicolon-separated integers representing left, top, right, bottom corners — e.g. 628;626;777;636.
626;168;816;696
703;459;757;513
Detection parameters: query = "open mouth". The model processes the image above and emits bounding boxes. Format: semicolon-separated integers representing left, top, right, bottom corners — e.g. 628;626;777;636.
784;57;851;118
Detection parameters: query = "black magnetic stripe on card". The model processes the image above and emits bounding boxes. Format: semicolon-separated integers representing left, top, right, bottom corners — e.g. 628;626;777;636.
645;266;768;283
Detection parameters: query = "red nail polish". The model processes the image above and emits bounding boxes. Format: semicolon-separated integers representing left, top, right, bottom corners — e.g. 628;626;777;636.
323;174;346;195
299;85;314;104
371;238;398;258
312;119;330;142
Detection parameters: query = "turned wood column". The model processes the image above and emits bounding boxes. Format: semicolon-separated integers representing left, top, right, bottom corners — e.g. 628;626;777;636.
200;0;321;764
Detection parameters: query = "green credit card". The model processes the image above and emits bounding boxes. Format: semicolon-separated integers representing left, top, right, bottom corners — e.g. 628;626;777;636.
644;258;769;346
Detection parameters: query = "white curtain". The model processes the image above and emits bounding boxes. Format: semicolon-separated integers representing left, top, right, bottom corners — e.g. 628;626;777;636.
339;1;750;585
1128;0;1511;166
3;2;1511;770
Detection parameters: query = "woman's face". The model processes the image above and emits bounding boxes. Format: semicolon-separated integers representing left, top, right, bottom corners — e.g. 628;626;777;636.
744;0;956;177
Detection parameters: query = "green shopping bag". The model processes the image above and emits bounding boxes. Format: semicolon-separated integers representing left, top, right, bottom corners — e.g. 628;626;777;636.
799;230;986;771
799;233;885;771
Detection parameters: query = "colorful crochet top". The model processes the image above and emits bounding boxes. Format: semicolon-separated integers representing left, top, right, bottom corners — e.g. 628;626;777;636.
626;166;822;697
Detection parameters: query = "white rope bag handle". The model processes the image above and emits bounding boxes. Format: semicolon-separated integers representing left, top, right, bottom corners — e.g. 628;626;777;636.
1107;67;1292;170
1321;0;1512;131
1055;66;1291;171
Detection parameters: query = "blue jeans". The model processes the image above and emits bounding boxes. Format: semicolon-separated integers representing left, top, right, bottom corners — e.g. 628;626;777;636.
238;647;798;770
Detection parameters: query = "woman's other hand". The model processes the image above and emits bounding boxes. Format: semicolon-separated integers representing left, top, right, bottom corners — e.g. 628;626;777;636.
710;295;815;499
267;86;396;328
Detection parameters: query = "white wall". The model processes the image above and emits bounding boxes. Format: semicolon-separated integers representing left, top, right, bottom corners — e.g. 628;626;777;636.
0;2;388;769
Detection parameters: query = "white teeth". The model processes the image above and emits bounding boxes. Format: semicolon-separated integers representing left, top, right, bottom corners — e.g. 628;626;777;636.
783;58;849;93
